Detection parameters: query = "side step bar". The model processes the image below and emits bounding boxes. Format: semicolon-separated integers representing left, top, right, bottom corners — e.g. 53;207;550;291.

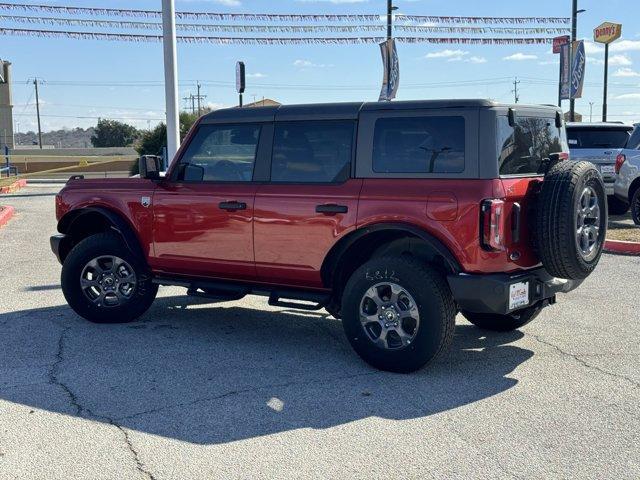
153;275;330;310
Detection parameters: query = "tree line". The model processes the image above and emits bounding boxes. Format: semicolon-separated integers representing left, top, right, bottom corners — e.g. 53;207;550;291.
90;111;205;156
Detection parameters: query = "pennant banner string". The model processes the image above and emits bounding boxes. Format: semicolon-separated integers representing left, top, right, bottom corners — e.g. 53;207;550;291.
0;15;571;34
0;27;555;44
0;3;570;25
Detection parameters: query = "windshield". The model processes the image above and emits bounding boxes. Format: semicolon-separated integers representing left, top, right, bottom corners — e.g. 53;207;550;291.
567;128;630;149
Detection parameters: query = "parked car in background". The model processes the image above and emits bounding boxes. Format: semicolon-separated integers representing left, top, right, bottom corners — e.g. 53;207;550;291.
614;123;640;224
566;122;633;214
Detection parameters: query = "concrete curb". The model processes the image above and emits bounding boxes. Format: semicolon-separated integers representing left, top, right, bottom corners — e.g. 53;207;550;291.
604;239;640;256
0;205;15;228
0;179;27;194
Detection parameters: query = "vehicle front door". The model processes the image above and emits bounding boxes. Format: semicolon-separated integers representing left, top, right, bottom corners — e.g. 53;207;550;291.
151;122;268;280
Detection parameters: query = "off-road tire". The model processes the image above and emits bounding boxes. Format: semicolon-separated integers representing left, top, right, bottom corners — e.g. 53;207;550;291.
631;188;640;226
607;195;629;216
61;232;158;323
341;256;456;373
461;303;542;332
535;161;607;280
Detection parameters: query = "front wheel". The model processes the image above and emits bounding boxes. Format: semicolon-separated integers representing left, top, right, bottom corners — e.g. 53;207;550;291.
61;232;158;323
461;304;542;332
341;256;456;373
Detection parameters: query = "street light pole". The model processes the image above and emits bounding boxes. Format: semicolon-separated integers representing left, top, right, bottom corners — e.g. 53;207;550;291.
162;0;180;164
569;0;578;122
387;0;393;40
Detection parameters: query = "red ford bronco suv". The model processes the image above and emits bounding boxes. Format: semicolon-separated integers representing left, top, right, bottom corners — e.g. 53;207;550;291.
51;100;607;372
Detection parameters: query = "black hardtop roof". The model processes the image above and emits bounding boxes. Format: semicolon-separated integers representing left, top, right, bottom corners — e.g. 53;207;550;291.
201;99;559;123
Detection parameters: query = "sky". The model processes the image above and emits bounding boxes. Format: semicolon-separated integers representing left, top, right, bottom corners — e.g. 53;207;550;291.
2;0;640;133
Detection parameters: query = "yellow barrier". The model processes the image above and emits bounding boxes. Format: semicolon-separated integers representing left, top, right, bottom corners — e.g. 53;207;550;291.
0;157;136;188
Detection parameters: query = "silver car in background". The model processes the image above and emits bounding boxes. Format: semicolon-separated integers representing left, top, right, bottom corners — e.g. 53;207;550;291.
614;123;640;224
566;122;633;215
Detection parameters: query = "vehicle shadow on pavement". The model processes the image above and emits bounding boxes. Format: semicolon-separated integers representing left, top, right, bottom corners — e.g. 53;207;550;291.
0;295;533;445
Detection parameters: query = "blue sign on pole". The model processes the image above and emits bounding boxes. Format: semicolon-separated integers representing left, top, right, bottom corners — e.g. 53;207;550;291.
570;40;586;99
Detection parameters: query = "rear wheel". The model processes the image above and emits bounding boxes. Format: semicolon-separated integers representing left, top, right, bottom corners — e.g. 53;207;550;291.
61;232;158;323
631;188;640;226
462;304;542;332
341;256;455;373
607;196;629;216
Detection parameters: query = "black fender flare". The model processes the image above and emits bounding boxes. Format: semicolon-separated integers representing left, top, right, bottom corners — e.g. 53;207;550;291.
57;206;146;260
320;222;462;288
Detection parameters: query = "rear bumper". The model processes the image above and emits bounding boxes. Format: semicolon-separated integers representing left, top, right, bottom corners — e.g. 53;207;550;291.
50;234;65;264
447;267;583;315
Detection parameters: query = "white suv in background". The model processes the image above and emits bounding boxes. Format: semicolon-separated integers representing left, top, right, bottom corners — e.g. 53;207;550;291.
614;123;640;224
566;122;633;215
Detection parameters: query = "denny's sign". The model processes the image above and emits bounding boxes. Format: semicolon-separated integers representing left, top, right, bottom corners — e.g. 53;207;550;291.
594;22;622;44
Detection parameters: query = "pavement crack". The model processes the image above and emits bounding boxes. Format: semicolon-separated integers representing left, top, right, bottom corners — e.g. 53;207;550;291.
47;324;157;480
529;334;640;389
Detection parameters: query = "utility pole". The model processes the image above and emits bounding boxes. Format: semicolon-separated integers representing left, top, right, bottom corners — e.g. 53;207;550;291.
194;83;206;115
512;77;520;103
387;0;393;40
162;0;180;163
33;78;42;149
569;0;580;122
589;101;594;122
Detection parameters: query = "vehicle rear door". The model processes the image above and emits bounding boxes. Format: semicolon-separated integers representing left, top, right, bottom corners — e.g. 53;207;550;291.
253;115;361;288
151;120;272;281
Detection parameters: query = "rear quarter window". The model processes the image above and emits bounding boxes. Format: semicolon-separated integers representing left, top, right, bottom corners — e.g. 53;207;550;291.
372;116;465;174
566;128;630;149
497;116;566;176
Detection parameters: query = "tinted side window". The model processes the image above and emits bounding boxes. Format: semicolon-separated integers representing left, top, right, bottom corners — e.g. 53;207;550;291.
567;128;630;149
177;124;261;182
372;116;465;174
271;121;353;183
498;116;565;176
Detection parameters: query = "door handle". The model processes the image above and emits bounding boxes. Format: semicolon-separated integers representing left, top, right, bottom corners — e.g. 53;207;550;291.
219;201;247;211
316;204;348;214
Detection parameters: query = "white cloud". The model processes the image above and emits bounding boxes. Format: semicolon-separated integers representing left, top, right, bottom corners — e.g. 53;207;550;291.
424;49;468;59
613;68;640;78
468;56;487;64
503;53;538;61
246;72;267;78
538;60;558;65
615;93;640;100
587;57;604;65
611;40;640;52
583;40;604;55
293;59;334;68
610;54;632;66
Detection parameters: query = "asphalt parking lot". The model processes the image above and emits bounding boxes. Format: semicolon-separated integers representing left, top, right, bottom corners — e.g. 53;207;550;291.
0;184;639;479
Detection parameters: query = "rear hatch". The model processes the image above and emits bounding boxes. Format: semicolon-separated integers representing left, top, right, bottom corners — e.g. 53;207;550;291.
566;125;632;185
490;113;569;268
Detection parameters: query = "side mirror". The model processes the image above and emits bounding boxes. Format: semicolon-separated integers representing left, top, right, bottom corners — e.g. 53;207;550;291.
139;155;163;180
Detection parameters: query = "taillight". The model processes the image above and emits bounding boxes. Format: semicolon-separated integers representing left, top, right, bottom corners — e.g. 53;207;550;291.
481;199;506;251
615;153;626;174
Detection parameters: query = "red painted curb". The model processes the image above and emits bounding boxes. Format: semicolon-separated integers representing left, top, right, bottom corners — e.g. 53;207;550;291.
0;205;15;228
0;179;27;194
604;239;640;256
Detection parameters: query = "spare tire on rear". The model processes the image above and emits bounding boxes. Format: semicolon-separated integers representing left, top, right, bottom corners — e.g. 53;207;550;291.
535;160;607;280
